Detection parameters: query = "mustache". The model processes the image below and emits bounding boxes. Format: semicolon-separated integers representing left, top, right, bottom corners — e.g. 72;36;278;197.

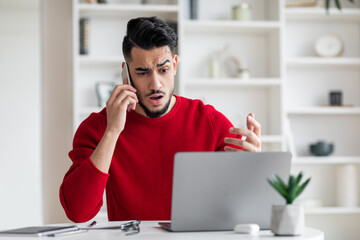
145;90;166;97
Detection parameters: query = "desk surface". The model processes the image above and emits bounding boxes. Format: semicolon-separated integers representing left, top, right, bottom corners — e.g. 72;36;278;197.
1;221;324;240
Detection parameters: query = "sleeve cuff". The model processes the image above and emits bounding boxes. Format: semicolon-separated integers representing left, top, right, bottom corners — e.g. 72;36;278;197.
87;158;110;177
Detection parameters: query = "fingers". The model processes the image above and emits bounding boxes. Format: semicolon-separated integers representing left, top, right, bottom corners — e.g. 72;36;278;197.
224;146;243;152
124;96;137;111
228;127;261;152
114;90;138;106
224;145;257;152
247;113;255;131
229;127;258;144
246;113;261;137
107;84;137;107
224;137;259;152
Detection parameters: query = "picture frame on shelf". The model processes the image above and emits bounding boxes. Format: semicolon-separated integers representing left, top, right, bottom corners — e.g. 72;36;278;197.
95;82;116;108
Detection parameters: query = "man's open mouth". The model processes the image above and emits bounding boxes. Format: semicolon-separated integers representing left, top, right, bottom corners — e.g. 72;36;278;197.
150;95;163;100
148;94;164;105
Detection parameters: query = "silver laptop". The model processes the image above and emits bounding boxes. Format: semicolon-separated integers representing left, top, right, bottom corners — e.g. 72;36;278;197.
159;151;291;232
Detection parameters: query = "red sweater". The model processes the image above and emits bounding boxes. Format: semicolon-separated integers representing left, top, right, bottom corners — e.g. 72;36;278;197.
60;96;240;222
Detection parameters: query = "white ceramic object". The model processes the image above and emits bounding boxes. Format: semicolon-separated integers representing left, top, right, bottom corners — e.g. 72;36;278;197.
271;204;304;236
314;34;344;58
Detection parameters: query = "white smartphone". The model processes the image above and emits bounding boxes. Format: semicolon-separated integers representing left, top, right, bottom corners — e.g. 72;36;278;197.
121;62;132;86
121;62;135;111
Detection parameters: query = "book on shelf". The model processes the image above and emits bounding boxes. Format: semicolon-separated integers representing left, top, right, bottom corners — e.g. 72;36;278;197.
86;0;107;3
80;18;89;55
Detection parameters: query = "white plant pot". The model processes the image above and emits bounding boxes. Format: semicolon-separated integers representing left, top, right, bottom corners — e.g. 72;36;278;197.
270;204;304;236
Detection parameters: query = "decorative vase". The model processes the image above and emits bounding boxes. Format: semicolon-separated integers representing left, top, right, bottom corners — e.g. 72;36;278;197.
309;140;334;156
271;204;304;236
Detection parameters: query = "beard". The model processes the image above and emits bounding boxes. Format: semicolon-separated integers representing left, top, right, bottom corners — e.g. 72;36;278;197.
137;89;174;118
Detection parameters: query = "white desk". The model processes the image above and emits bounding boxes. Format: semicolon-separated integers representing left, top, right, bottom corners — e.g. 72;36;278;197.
2;221;324;239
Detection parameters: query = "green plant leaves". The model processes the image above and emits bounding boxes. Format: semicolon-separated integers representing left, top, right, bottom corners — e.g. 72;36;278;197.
325;0;354;12
296;178;311;199
326;0;330;10
335;0;342;10
267;178;288;200
267;172;311;205
287;176;296;204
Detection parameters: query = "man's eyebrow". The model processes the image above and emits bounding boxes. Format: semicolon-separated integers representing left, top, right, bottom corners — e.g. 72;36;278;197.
157;59;170;67
134;59;171;71
135;67;150;71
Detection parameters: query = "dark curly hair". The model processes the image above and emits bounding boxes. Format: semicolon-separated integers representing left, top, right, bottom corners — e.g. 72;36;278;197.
122;16;178;61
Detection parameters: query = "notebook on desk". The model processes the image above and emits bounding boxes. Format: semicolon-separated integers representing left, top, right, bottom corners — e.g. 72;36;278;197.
159;151;292;232
0;225;80;237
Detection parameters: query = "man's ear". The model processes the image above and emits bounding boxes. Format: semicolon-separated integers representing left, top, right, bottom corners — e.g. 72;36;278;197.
172;54;178;75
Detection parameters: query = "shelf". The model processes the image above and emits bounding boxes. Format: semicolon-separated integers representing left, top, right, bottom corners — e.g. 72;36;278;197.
185;78;282;87
78;3;179;18
261;135;283;143
286;8;360;21
287;107;360;115
305;207;360;215
287;57;360;67
183;20;280;33
293;156;360;164
78;56;124;66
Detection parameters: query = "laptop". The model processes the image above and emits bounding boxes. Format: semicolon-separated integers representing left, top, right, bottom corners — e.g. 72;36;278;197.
159;151;291;232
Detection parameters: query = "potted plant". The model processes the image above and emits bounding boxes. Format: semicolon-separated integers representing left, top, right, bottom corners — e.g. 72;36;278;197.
267;172;311;236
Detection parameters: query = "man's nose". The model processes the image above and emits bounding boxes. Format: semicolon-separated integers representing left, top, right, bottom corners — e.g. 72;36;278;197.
149;73;162;90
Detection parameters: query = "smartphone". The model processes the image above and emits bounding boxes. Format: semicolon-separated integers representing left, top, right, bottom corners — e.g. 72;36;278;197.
121;62;135;111
121;62;132;86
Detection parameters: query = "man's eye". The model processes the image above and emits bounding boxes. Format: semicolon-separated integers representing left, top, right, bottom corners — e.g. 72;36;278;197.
137;72;146;76
161;68;169;73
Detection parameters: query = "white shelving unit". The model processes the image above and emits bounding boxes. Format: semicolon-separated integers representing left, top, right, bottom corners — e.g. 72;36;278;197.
305;207;360;215
287;106;360;114
183;20;281;32
180;0;285;152
286;2;360;239
287;57;360;66
285;7;360;20
293;156;360;165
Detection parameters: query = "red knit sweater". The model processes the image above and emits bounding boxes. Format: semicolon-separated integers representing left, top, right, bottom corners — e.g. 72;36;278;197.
60;96;241;222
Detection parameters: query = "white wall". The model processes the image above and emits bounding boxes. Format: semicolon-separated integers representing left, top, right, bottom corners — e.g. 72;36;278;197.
41;0;73;224
0;0;74;227
0;0;42;228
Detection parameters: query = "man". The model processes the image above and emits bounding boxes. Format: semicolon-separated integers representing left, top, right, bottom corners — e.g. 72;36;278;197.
60;16;261;223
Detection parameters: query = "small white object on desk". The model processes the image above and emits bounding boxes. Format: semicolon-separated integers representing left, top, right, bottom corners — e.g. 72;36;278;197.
234;224;260;235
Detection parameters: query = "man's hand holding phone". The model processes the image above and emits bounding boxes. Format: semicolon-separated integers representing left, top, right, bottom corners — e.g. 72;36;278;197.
105;62;138;136
89;62;137;173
